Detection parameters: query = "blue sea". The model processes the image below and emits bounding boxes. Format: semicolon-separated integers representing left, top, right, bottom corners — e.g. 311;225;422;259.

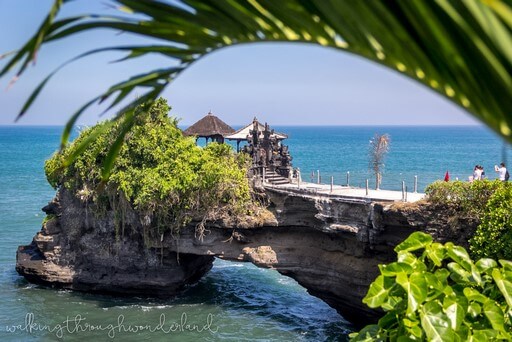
0;125;511;341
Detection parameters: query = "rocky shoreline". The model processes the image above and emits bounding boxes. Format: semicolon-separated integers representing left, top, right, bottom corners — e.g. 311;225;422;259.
16;186;477;325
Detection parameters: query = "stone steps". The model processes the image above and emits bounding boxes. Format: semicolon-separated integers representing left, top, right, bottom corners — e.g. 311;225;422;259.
264;169;290;185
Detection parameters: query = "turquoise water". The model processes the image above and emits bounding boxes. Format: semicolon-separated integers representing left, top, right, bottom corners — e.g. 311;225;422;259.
275;126;512;191
0;125;511;341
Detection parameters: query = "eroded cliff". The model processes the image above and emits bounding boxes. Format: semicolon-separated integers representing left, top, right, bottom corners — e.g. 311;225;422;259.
17;188;214;296
16;186;477;325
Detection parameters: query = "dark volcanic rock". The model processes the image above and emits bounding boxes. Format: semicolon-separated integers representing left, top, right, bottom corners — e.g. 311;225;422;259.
17;188;214;297
16;186;473;326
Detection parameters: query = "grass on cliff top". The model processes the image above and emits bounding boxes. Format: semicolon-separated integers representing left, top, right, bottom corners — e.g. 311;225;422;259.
45;98;255;236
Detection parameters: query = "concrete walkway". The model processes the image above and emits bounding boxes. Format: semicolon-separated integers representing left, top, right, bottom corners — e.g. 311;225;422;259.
264;180;425;203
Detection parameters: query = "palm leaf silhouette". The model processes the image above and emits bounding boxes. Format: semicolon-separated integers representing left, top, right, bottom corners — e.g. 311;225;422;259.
1;0;511;176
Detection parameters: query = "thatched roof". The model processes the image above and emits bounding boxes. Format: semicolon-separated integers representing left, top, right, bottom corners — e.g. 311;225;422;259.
183;112;235;137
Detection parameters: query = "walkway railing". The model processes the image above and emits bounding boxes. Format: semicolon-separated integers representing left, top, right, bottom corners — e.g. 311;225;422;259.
264;169;425;203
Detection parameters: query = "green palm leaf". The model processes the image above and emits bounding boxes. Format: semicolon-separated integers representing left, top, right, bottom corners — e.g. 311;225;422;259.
2;0;511;176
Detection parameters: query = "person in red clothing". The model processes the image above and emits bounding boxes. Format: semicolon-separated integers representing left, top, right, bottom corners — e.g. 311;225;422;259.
444;171;450;182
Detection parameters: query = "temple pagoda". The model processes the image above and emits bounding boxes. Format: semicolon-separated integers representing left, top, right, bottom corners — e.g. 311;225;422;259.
183;111;235;144
224;117;288;152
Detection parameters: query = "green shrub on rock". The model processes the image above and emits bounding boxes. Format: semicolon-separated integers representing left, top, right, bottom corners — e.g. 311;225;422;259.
470;184;512;261
425;180;512;261
351;232;512;341
425;179;503;220
45;98;254;236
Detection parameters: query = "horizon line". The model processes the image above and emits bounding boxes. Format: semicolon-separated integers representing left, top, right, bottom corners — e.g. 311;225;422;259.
0;123;483;128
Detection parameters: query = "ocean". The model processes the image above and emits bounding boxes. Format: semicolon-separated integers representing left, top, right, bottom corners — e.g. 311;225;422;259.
0;125;511;341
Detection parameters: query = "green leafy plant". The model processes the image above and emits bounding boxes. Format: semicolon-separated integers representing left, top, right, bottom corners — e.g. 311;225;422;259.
351;231;512;341
425;180;512;261
425;179;504;221
470;183;512;261
1;1;511;178
45;98;255;238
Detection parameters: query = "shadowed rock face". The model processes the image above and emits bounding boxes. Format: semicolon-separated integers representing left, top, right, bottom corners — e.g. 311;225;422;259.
16;189;214;297
16;187;475;326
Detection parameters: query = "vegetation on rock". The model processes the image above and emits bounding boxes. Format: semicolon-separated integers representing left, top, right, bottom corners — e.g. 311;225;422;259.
42;214;56;226
353;181;512;340
425;180;503;220
470;183;512;261
426;180;512;260
45;98;255;237
351;232;512;341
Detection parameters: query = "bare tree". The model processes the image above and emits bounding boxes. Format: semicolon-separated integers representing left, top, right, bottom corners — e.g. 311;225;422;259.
369;134;390;190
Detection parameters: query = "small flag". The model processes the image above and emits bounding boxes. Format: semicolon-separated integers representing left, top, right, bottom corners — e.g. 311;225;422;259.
444;171;450;182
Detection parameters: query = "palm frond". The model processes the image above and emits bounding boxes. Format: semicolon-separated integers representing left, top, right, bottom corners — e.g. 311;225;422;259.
2;0;511;176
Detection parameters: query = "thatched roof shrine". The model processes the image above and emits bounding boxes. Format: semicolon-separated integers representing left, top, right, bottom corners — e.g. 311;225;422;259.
183;111;235;143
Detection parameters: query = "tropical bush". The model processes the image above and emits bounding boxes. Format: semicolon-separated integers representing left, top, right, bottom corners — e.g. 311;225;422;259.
425;180;512;260
45;98;254;237
425;179;503;220
351;232;512;341
470;183;512;261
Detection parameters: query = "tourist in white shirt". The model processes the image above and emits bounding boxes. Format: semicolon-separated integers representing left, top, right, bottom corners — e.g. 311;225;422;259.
495;162;508;181
473;165;483;181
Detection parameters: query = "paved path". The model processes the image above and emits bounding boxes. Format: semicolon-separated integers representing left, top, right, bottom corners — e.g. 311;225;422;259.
264;180;425;203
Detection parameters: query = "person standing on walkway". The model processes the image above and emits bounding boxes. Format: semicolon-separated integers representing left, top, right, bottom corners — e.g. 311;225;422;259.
473;165;482;181
494;162;509;181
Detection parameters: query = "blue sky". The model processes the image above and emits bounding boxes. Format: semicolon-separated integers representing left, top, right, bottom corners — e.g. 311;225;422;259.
0;0;479;126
